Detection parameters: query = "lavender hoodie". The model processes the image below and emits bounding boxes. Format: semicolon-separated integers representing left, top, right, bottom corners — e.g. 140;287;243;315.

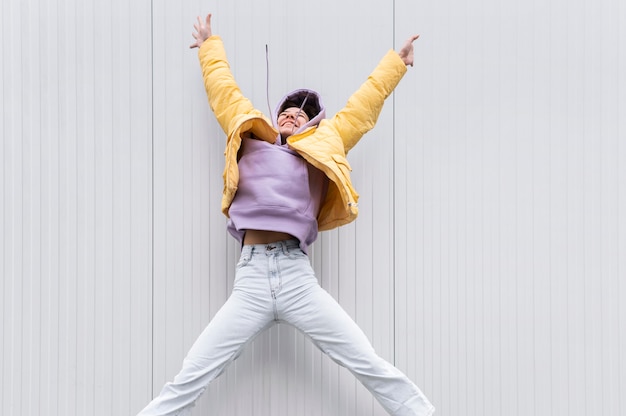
226;89;329;254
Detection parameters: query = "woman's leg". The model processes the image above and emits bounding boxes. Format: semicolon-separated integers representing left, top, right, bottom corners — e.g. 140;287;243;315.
281;256;435;416
138;247;275;416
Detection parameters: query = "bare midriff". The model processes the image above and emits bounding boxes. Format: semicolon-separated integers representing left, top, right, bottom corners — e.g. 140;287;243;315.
243;229;296;245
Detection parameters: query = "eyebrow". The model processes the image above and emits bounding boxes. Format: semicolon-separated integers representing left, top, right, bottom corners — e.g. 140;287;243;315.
279;110;309;119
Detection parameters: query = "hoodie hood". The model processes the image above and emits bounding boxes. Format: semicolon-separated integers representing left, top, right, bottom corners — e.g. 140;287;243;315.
273;89;326;139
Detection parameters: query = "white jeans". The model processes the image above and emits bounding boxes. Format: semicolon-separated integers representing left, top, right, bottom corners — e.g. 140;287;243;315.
138;240;434;416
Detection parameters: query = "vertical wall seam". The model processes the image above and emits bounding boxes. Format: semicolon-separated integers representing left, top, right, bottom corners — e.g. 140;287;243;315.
150;0;155;401
392;0;397;367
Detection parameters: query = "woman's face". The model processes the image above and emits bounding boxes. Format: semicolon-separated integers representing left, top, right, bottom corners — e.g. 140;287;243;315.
277;107;310;138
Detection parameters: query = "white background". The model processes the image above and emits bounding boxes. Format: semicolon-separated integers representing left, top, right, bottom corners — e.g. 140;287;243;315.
1;0;624;415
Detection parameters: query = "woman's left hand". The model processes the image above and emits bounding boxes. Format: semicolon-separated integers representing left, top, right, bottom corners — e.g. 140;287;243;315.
397;34;420;67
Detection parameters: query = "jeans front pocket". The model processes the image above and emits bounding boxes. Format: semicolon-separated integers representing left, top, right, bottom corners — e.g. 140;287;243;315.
236;247;253;269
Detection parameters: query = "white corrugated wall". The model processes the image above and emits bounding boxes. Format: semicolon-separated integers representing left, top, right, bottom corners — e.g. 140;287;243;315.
1;0;624;415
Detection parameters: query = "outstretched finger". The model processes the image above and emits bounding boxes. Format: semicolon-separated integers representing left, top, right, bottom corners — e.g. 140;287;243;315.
405;34;420;46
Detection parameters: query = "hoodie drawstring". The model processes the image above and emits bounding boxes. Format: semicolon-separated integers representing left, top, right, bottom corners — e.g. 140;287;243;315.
265;44;273;123
291;92;310;135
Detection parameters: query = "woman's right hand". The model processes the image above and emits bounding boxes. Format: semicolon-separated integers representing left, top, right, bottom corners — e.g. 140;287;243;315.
189;13;213;49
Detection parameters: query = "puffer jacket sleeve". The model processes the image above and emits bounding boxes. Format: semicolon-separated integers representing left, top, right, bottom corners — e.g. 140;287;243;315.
198;36;261;135
328;50;407;153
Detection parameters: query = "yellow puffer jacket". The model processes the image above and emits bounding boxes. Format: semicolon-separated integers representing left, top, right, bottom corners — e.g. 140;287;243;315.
198;36;407;231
